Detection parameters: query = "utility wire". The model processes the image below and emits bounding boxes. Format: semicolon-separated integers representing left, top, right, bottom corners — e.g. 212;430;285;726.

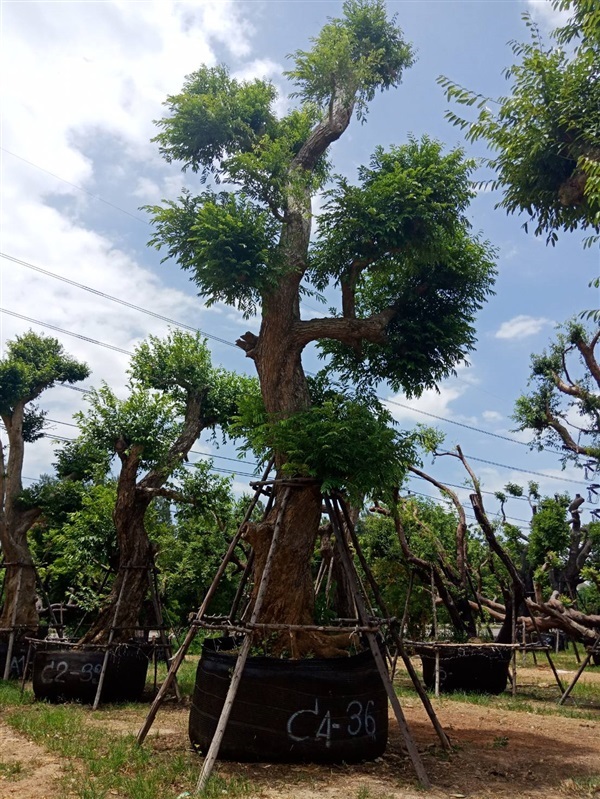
0;253;570;458
1;148;150;226
0;309;132;355
3;309;585;487
41;416;537;502
1;253;239;349
31;432;530;524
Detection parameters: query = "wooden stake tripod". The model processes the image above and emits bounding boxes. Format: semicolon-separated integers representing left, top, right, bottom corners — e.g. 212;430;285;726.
91;562;179;709
18;562;178;706
1;560;65;681
137;475;449;793
558;634;600;706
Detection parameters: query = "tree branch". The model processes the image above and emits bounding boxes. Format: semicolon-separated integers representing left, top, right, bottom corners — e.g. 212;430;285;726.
575;332;600;389
293;95;354;173
294;306;397;349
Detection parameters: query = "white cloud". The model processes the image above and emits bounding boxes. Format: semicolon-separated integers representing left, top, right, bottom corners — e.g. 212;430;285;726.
482;410;503;423
385;376;468;426
233;58;283;83
494;315;552;340
525;0;571;30
0;1;256;481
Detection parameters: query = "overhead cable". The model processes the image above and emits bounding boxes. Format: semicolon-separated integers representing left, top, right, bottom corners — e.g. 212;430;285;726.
1;252;239;349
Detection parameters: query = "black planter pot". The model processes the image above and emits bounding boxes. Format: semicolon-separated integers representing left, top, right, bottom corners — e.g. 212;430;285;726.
0;641;30;679
419;645;511;694
539;631;567;651
189;638;388;763
32;643;149;703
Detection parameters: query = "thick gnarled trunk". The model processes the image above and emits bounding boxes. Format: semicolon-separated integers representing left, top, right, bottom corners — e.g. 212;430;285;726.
0;409;42;637
81;447;154;645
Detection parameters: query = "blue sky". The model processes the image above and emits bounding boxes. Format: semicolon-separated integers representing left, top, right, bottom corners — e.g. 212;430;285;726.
1;0;598;531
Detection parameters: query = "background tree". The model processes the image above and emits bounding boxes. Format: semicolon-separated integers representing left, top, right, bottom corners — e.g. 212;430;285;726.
513;321;600;465
57;330;251;645
439;0;600;244
0;331;89;636
147;0;496;648
358;496;486;640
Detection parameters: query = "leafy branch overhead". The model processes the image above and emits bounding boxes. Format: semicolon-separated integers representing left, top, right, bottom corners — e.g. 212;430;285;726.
513;320;600;464
439;0;600;242
148;0;496;398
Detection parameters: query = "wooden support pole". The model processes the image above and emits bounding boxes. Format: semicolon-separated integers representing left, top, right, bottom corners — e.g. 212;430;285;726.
511;589;517;697
92;567;129;710
558;636;600;706
434;649;440;699
136;461;273;747
20;639;33;695
148;567;181;702
430;568;438;641
195;488;291;795
334;497;450;752
326;497;431;789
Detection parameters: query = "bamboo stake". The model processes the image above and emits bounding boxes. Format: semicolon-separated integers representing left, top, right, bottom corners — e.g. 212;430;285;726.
195;488;291;795
137;460;274;746
92;567;129;710
434;649;440;698
511;589;517;697
558;635;600;706
4;566;23;680
399;571;414;644
325;497;431;789
20;640;33;695
148;567;181;701
229;551;254;622
335;497;450;752
524;601;565;695
431;568;438;641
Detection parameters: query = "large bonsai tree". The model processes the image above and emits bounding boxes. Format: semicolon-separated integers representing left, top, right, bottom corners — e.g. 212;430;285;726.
57;330;251;644
0;331;89;636
147;0;496;646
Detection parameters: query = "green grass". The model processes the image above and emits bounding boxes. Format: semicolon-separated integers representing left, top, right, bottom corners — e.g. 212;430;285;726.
0;681;251;799
0;761;26;779
394;647;600;721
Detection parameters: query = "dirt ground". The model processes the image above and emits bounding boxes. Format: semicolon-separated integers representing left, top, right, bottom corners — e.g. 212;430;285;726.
2;660;599;799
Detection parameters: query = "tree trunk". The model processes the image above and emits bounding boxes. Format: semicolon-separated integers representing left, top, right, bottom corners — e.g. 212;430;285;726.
0;407;42;637
80;449;153;645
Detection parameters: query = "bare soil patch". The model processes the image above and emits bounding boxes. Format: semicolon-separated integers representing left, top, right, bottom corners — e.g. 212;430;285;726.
0;719;63;799
4;660;600;798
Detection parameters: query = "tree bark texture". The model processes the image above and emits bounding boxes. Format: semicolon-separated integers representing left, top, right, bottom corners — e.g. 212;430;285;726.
81;391;208;645
0;405;42;636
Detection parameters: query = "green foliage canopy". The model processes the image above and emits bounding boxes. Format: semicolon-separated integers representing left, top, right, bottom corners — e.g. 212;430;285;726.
148;0;496;401
0;331;89;441
439;0;600;242
513;320;600;464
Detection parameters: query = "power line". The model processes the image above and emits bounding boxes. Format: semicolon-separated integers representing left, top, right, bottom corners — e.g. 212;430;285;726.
385;395;564;456
462;454;581;486
0;309;132;355
1;148;150;226
400;487;530;526
0;253;573;459
1;252;239;349
1;306;586;487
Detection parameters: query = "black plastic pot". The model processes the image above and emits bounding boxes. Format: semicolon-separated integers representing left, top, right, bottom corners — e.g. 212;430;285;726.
32;643;149;703
0;641;30;679
539;631;567;651
418;645;511;694
189;638;388;763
